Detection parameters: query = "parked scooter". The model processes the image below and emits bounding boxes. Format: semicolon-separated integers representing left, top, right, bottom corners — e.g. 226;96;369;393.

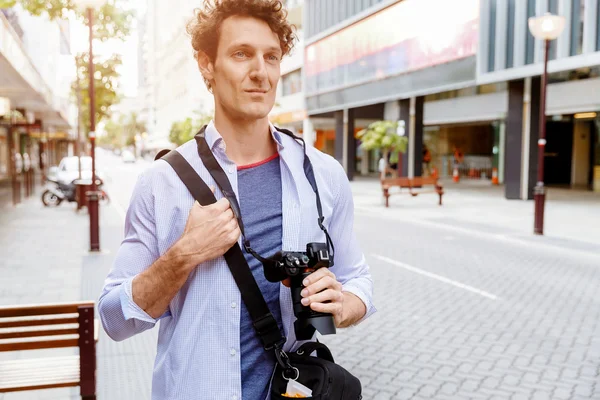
41;177;109;207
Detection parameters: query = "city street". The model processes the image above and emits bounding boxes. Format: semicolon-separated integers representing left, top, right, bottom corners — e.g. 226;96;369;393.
2;1;600;399
3;153;599;399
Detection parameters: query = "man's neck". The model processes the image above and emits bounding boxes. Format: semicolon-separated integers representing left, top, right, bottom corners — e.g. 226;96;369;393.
213;113;277;166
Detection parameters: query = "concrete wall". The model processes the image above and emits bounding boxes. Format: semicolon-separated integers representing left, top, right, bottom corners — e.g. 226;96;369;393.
424;91;507;125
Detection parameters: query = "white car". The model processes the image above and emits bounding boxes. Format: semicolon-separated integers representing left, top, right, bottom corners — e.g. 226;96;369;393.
48;156;103;185
121;150;136;163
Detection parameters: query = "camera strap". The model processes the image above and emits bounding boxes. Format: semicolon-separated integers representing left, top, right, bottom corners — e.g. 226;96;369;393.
194;125;335;267
157;149;286;353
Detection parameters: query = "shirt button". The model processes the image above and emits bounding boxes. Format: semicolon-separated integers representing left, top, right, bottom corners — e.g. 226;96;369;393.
228;167;234;174
230;348;236;356
232;396;238;400
231;302;237;309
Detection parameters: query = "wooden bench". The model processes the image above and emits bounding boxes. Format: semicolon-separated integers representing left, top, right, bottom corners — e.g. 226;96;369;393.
381;176;444;207
0;301;99;399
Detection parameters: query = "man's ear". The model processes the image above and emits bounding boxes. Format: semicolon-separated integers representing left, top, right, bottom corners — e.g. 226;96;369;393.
197;51;214;83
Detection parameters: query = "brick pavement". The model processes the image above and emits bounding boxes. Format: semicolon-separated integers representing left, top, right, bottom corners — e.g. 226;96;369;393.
322;207;600;399
1;177;600;399
0;192;156;400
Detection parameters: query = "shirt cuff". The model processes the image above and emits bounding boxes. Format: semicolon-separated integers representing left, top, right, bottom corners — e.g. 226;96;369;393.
341;282;377;326
120;276;170;324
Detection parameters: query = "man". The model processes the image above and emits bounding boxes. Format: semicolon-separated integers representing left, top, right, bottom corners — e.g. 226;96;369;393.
98;1;375;399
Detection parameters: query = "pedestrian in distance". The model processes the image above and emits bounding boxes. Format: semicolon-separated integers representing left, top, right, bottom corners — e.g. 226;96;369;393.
422;145;432;176
98;1;375;399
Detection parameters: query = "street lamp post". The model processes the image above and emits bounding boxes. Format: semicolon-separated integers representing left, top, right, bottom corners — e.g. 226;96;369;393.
75;0;106;251
528;13;565;235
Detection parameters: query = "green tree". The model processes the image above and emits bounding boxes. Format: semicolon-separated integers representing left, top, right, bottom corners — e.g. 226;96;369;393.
123;112;146;154
0;0;133;41
99;117;124;149
168;112;213;146
72;52;121;137
357;120;408;177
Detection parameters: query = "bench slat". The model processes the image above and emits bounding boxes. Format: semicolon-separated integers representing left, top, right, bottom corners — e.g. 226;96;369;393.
0;302;95;318
0;355;80;393
0;326;79;340
0;337;78;352
0;316;78;329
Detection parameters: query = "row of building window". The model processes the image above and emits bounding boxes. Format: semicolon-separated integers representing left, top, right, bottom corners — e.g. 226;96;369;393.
488;0;598;73
281;69;302;96
305;0;384;39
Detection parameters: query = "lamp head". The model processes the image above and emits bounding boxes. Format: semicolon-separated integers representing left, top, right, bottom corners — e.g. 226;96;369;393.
528;13;566;41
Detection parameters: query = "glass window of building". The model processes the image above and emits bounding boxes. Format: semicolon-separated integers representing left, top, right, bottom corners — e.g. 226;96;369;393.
506;0;516;68
488;0;497;72
570;0;584;56
548;0;559;59
282;69;302;96
525;0;536;64
597;5;600;51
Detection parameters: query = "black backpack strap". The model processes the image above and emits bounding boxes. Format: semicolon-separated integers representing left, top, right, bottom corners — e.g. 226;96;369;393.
157;149;285;351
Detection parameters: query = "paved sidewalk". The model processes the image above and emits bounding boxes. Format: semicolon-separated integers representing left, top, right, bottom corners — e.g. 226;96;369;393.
1;175;599;400
352;177;600;251
0;194;156;400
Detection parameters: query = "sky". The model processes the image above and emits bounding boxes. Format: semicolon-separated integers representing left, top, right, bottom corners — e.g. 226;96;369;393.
70;0;145;98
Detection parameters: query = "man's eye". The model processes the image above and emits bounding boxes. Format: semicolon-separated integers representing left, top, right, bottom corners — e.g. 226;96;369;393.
267;54;280;61
234;51;247;58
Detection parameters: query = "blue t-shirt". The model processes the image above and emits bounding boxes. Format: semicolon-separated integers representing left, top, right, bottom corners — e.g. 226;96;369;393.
237;154;284;400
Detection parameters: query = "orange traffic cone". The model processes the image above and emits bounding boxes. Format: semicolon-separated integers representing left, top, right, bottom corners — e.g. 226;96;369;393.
491;168;499;185
453;166;460;183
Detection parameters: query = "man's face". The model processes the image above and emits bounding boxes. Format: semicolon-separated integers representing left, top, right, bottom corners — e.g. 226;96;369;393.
206;15;282;121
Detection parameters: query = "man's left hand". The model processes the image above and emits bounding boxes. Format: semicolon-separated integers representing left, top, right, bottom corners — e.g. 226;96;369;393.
299;268;346;327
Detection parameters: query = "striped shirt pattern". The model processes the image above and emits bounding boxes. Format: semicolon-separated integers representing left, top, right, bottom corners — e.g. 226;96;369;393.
98;121;376;400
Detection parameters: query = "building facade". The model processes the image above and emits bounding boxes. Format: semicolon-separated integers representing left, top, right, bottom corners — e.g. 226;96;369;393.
270;0;308;138
0;6;75;203
138;0;214;142
303;0;600;197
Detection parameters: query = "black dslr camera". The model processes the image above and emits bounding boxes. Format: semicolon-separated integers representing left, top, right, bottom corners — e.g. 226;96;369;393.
265;243;336;340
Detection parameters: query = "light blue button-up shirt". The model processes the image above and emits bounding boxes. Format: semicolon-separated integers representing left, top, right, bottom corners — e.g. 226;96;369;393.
98;121;376;400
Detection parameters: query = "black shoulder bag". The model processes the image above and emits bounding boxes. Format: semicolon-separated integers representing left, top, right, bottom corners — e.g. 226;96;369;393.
156;126;361;399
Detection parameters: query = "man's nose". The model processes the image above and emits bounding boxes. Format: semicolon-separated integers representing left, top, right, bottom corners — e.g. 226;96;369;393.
249;56;268;82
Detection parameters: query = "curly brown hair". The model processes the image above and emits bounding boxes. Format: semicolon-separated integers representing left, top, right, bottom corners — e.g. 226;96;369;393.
187;0;296;90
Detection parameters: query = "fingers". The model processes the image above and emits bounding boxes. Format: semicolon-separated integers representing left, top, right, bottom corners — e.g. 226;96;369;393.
302;270;341;297
302;268;335;288
309;301;343;315
228;225;241;243
219;208;234;223
212;197;230;211
301;288;343;307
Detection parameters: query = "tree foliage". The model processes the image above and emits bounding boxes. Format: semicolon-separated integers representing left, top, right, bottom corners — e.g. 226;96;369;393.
0;0;134;41
99;117;124;149
357;120;408;154
169;113;213;146
357;120;408;170
72;52;121;136
123;112;145;148
99;112;146;150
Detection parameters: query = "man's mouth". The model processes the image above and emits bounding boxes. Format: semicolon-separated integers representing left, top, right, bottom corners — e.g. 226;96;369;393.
245;89;268;94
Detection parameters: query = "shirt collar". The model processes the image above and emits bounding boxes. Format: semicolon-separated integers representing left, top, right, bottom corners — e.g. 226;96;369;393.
204;120;285;153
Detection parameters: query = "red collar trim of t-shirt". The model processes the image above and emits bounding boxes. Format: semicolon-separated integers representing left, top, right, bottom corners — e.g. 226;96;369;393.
237;153;279;171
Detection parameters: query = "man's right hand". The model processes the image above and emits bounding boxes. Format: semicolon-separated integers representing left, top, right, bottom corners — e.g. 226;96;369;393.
177;198;241;267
